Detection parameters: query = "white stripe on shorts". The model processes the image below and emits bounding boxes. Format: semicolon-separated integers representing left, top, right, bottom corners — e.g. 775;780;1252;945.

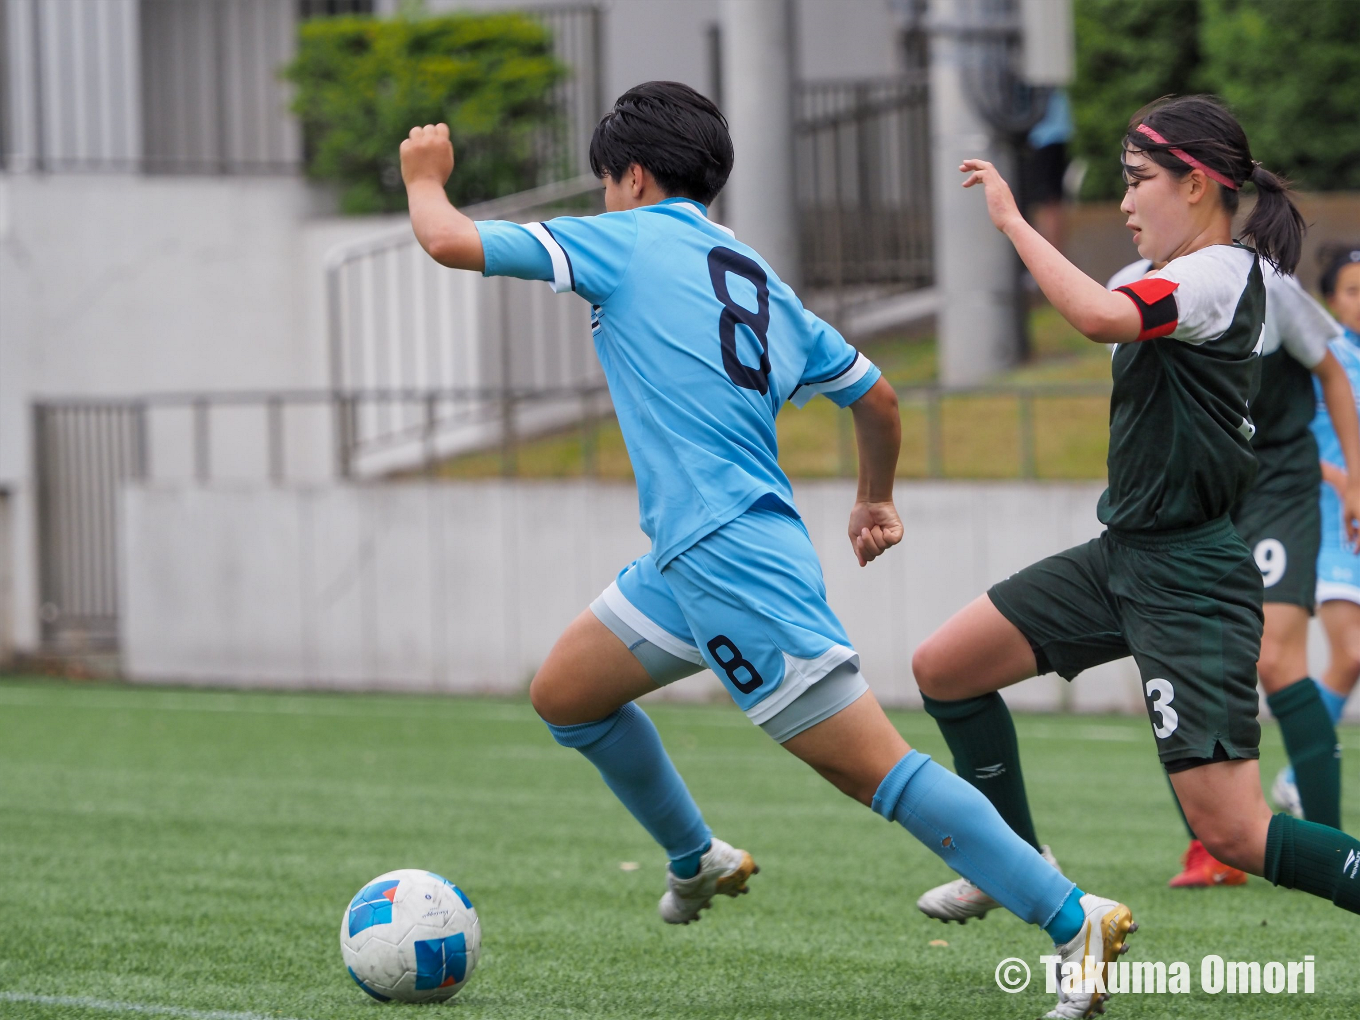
745;644;860;725
598;581;706;665
1317;580;1360;607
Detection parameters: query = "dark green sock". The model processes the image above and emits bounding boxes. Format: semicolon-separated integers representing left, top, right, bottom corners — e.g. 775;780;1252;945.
1165;774;1197;841
921;692;1040;850
1267;678;1342;829
1264;813;1360;913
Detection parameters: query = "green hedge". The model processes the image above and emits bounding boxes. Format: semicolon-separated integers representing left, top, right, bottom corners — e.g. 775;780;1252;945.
1072;0;1360;199
285;12;566;214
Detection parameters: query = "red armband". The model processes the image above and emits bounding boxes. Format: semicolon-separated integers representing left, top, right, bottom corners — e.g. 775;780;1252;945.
1115;278;1179;341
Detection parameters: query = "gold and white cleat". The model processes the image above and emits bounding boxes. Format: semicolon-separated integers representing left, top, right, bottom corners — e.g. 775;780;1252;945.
915;845;1059;923
1045;894;1137;1019
657;837;758;925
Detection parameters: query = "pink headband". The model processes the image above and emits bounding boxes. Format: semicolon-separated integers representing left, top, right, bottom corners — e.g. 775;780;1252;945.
1135;123;1239;190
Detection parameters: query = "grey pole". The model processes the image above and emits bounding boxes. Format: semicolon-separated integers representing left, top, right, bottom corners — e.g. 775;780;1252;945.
720;0;799;288
928;0;1021;385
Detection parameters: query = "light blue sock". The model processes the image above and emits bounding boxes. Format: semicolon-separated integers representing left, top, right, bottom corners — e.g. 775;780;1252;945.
872;750;1077;930
546;704;711;870
1313;679;1349;726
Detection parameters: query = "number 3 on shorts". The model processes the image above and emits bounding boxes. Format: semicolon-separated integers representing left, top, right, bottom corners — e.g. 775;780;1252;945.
1144;678;1179;739
1254;538;1286;588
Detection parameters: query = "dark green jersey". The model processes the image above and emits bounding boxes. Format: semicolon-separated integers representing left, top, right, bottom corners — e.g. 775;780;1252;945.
1099;244;1264;532
1249;268;1339;461
1252;348;1317;451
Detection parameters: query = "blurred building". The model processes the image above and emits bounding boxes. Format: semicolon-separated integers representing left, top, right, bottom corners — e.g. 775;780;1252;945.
0;0;930;665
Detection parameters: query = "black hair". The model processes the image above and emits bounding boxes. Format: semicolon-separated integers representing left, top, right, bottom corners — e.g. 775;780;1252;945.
588;81;734;206
1121;95;1304;274
1320;244;1360;298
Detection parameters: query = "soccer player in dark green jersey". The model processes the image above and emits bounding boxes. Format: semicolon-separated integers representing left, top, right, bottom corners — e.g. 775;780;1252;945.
908;97;1360;1000
1105;257;1360;886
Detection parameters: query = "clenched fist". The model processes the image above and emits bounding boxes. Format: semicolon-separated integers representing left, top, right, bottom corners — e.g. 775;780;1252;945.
400;123;454;188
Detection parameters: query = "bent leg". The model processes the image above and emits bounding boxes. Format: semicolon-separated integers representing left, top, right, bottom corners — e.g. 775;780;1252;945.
1172;758;1360;913
911;594;1038;700
1319;599;1360;703
913;596;1046;851
781;688;1084;938
1258;604;1341;827
1256;603;1310;694
530;609;662;726
1169;760;1273;874
531;606;711;870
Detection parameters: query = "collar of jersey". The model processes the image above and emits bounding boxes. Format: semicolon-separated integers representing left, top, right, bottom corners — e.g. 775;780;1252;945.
651;197;736;236
656;197;707;214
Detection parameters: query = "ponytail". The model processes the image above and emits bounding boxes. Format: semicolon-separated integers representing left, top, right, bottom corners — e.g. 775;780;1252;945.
1243;163;1304;276
1124;95;1305;274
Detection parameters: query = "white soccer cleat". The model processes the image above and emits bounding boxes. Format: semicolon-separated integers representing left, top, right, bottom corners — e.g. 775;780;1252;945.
1044;894;1137;1019
1271;767;1304;819
657;837;758;925
915;845;1059;923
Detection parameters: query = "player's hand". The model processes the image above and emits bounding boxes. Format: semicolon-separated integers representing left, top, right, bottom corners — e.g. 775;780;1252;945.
848;500;903;567
960;159;1023;234
1345;481;1360;551
400;123;454;188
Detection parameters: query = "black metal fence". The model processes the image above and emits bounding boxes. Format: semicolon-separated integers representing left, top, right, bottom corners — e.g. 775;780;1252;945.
794;73;933;291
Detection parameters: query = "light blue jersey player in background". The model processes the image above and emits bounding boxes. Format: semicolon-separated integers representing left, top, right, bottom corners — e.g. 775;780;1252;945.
1311;246;1360;735
401;82;1129;1016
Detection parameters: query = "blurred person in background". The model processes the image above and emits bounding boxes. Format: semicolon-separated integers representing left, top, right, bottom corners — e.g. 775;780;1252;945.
1309;246;1360;745
1022;89;1073;253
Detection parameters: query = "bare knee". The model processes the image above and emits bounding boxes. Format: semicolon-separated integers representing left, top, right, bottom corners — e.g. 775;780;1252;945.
1189;810;1262;873
1256;634;1304;691
1255;641;1292;690
529;670;577;727
911;637;950;699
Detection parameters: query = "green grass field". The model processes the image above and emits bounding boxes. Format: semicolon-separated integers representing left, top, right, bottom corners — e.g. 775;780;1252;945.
2;677;1358;1020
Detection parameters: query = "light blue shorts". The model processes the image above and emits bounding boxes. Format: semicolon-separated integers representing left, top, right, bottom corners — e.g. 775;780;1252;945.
589;507;868;743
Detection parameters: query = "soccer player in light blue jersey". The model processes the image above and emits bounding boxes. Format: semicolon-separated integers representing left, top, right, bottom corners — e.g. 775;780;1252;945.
1311;247;1360;733
400;82;1130;1014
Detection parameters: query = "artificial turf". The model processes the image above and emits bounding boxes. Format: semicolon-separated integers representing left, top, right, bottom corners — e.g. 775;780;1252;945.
1;677;1358;1019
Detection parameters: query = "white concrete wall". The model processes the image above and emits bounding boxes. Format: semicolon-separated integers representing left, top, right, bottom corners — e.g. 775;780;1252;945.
0;170;415;650
122;479;1153;714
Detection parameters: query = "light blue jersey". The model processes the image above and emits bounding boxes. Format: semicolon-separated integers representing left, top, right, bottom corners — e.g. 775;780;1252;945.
477;198;879;568
1313;328;1360;602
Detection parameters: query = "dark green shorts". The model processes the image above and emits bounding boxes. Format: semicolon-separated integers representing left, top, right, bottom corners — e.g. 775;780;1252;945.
1230;447;1321;612
989;515;1264;768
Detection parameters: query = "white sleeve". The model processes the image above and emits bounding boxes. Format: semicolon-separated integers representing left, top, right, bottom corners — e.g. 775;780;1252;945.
1152;247;1256;345
1265;271;1343;369
1106;259;1153;291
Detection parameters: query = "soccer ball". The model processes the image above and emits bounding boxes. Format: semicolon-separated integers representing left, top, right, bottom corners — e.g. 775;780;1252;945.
340;869;481;1003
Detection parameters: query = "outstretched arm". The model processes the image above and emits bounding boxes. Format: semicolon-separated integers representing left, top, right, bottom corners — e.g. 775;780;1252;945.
960;159;1141;344
1315;350;1360;549
847;376;904;566
400;123;485;271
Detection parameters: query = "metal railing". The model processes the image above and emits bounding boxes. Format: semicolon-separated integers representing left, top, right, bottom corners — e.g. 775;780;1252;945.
795;73;933;292
31;379;1110;651
324;175;606;477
